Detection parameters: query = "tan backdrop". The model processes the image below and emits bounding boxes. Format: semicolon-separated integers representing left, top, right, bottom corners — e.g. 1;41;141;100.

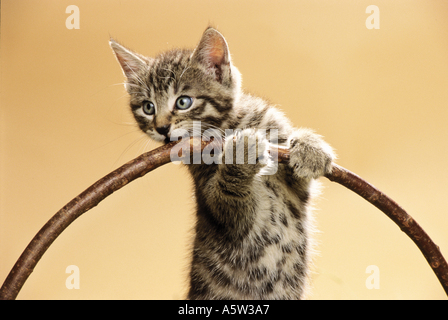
1;0;448;299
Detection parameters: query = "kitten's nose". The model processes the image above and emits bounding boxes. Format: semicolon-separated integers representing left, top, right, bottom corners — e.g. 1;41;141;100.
156;124;171;137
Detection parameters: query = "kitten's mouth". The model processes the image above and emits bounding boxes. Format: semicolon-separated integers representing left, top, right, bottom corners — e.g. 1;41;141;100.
163;132;191;145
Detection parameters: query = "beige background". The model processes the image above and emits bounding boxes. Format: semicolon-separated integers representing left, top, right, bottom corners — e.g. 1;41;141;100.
1;0;448;299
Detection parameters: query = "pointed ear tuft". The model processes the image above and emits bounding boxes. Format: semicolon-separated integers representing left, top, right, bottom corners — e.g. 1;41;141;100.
109;39;148;79
192;28;231;82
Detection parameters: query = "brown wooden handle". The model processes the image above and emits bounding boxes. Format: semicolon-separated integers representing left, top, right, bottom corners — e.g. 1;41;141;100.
1;137;447;299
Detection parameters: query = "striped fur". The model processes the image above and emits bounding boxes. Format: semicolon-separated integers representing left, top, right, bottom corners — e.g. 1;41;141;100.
110;27;334;299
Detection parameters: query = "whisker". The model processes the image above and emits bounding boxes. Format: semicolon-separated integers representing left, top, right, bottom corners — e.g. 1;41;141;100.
91;128;142;152
109;82;126;87
122;60;151;93
105;119;137;127
118;93;132;100
139;137;156;156
160;67;176;79
126;83;144;90
179;65;191;84
157;68;176;83
112;133;149;168
198;122;226;135
182;121;227;141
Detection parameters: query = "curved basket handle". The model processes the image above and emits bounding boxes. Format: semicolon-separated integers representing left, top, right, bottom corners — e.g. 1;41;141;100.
1;137;447;299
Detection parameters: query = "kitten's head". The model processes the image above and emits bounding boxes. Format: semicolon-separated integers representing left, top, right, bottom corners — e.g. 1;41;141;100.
110;27;242;143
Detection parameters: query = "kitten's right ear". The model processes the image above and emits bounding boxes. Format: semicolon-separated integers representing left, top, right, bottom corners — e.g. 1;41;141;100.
109;39;150;79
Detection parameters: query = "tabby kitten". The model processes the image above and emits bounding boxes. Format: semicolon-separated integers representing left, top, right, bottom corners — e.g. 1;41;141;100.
110;27;334;299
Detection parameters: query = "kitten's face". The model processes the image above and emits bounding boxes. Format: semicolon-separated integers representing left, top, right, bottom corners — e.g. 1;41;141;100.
110;28;242;143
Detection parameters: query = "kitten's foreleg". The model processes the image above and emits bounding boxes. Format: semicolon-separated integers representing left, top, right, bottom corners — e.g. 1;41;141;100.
203;129;269;201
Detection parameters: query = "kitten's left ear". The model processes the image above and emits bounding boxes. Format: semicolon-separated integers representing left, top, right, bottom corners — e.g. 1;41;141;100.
192;27;232;84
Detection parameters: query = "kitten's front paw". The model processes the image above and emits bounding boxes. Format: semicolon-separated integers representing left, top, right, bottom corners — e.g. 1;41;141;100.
222;128;270;176
288;129;335;179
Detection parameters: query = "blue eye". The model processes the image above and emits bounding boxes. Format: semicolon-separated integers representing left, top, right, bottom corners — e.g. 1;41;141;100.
142;101;155;115
176;96;193;110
